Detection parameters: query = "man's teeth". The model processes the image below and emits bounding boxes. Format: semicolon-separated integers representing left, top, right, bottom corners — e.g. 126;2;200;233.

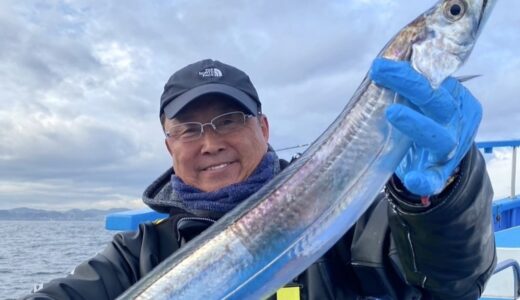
206;163;230;171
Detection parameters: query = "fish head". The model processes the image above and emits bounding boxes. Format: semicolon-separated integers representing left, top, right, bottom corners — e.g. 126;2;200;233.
411;0;497;88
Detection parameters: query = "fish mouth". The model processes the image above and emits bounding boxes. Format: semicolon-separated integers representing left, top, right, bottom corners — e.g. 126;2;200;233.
479;0;488;24
475;0;495;37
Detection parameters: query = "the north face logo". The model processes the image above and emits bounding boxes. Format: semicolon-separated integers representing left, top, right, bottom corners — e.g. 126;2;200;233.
198;68;223;78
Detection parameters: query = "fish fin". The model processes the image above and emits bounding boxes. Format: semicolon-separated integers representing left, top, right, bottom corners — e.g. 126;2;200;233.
455;74;482;82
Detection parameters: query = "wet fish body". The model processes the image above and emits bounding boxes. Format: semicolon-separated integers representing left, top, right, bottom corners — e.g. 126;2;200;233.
118;1;496;299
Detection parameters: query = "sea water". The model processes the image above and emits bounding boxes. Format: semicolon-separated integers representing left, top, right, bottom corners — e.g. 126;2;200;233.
0;220;116;300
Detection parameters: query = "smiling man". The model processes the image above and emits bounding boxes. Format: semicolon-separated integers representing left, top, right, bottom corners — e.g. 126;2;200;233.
163;97;269;193
150;60;277;219
24;59;496;300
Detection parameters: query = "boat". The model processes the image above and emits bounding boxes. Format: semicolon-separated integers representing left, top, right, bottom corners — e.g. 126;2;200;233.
478;140;520;299
106;139;520;299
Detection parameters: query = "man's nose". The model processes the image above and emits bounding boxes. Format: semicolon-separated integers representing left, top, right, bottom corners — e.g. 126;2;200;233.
200;123;225;153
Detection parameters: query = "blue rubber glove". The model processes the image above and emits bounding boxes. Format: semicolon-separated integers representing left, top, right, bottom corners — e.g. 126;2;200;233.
370;58;482;196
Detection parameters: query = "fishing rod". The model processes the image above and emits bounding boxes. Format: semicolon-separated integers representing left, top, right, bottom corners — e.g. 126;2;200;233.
275;143;309;152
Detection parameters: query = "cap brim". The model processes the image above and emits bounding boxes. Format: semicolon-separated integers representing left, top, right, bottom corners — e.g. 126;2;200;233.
163;83;259;119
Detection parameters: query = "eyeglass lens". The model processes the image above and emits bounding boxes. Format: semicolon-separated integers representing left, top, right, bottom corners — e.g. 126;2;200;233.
166;111;249;141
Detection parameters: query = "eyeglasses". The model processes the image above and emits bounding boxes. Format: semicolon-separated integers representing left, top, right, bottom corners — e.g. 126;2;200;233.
165;111;255;142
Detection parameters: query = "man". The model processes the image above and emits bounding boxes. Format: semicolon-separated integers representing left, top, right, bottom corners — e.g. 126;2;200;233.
23;59;496;299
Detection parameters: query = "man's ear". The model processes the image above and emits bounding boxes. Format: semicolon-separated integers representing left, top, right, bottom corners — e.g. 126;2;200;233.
259;114;270;142
165;139;173;156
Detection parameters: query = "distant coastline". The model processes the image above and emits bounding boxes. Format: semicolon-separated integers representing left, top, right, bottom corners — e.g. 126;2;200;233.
0;207;130;221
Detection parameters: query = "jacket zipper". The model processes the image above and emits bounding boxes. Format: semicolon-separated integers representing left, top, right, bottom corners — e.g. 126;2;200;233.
176;216;216;243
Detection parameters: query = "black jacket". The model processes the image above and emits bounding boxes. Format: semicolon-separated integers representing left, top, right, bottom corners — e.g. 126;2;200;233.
22;146;496;300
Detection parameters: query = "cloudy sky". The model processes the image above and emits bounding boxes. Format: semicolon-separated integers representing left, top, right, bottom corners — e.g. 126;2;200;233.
0;0;518;211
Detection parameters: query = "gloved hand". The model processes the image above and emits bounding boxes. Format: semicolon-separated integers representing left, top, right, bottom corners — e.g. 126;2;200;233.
370;58;482;197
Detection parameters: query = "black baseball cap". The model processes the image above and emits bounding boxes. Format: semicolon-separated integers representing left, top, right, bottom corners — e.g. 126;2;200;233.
160;59;262;119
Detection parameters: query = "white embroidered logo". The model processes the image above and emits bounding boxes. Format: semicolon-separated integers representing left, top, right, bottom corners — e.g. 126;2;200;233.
198;67;223;78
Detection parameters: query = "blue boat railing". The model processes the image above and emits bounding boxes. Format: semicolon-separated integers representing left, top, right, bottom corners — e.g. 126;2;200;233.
476;140;520;299
475;140;520;232
491;259;520;299
105;208;167;231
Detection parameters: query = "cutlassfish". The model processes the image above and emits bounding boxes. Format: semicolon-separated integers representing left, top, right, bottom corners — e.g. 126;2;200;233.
118;0;496;299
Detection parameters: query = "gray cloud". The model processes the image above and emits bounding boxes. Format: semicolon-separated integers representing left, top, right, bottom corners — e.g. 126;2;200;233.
0;0;517;210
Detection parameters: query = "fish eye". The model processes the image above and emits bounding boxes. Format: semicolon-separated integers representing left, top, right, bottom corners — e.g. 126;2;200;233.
443;0;468;21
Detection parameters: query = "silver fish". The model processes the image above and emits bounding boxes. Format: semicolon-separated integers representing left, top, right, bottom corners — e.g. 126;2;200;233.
118;0;495;299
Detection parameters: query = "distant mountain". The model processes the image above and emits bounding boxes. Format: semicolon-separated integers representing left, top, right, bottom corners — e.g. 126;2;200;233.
0;207;130;221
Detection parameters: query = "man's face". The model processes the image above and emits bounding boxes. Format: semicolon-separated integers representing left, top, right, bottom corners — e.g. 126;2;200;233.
164;95;269;192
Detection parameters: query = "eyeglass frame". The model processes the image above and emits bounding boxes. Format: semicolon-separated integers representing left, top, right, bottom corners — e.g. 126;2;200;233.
164;111;256;142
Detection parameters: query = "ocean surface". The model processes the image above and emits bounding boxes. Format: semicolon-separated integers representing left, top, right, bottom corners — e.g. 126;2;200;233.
1;220;116;300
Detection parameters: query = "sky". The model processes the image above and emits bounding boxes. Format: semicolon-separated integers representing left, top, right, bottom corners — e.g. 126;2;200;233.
0;0;518;211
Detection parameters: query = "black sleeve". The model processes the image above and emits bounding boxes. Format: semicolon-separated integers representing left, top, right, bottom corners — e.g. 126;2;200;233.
385;145;497;299
19;220;175;300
